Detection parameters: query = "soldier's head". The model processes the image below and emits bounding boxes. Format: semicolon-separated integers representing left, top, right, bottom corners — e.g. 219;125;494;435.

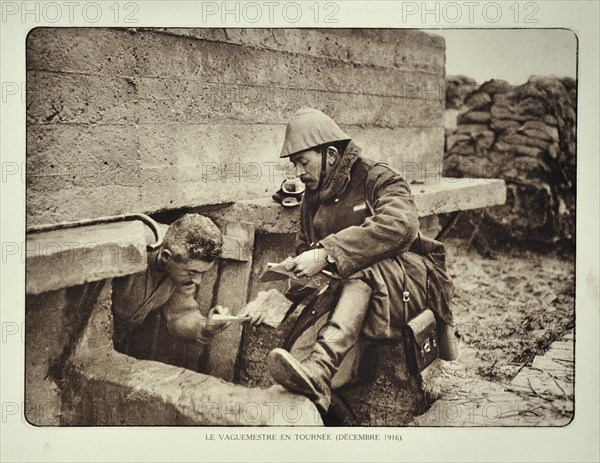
279;108;351;191
159;214;222;285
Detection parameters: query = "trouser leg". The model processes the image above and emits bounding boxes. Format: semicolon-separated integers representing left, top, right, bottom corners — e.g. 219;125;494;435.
269;279;372;412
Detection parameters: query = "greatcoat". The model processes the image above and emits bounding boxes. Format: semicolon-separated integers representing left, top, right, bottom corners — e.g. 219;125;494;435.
290;142;454;343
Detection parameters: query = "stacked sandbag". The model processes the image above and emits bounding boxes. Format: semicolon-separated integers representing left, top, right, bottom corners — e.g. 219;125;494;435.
443;76;576;245
445;75;478;109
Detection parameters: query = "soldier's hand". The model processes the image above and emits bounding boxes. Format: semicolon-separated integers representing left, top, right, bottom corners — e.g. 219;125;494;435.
289;248;328;278
238;302;265;326
205;305;231;335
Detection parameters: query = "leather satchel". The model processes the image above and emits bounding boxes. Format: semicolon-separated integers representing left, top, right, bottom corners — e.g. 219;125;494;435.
404;308;439;375
396;234;440;375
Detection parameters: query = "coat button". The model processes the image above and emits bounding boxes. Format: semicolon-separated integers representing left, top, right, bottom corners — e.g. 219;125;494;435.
334;198;339;203
311;310;316;315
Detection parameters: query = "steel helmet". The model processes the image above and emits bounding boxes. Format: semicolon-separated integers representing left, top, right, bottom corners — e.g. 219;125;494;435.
279;107;351;158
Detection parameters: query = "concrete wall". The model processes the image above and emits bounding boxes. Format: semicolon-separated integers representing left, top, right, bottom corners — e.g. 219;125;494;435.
27;28;445;225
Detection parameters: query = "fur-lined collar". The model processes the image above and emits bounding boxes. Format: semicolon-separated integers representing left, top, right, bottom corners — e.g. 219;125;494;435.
304;142;361;205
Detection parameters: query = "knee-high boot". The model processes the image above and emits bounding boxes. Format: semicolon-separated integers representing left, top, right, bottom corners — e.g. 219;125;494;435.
268;279;372;413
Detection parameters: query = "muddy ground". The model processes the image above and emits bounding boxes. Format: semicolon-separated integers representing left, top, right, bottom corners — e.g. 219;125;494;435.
444;238;575;383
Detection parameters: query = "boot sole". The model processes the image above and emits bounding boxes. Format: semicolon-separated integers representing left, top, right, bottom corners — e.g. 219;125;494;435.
268;348;328;411
268;349;319;397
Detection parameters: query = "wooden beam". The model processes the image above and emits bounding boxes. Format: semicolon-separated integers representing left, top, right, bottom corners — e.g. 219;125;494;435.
206;221;255;381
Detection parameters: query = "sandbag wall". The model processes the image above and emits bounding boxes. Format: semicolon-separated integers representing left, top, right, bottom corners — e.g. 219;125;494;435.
443;77;576;246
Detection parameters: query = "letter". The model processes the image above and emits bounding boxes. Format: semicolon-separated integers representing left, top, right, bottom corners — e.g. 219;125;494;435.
262;161;280;183
403;81;419;98
202;161;219;182
420;1;440;23
263;1;279;22
482;402;501;424
221;401;241;422
42;2;62;22
2;82;20;104
282;402;301;424
202;401;220;418
423;161;442;184
242;162;261;183
2;322;19;343
221;1;240;23
264;401;278;424
202;2;218;22
400;161;419;180
2;402;19;423
82;242;102;264
282;2;301;22
63;1;79;22
21;1;40;22
2;242;20;263
482;2;502;23
1;161;20;182
82;2;102;23
463;1;480;22
220;162;241;183
443;401;461;424
442;2;461;23
242;2;261;22
241;402;262;424
1;2;18;23
401;2;418;22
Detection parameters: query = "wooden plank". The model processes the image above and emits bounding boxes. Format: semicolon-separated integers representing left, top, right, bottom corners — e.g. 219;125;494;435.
221;235;253;262
206;221;255;381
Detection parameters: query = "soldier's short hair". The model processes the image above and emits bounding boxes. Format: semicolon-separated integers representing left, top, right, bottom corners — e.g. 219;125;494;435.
162;214;222;262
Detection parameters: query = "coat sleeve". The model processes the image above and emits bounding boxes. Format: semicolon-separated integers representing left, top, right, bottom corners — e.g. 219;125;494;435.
319;165;419;278
161;283;213;343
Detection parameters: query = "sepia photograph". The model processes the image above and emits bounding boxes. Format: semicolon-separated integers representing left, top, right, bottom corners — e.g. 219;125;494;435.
1;1;598;462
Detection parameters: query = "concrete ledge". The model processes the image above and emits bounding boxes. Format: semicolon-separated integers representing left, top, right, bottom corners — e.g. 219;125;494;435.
26;178;505;294
26;221;150;295
207;178;507;234
26;219;254;295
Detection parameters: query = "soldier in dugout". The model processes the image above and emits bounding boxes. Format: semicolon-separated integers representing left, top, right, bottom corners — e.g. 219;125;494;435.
112;213;260;353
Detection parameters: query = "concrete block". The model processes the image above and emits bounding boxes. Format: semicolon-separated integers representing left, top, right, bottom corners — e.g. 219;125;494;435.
26;221;149;294
411;178;506;216
27;124;139;191
25;288;68;425
27;28;136;76
27;183;142;226
137;76;442;128
27;71;137;125
159;29;445;74
213;200;302;235
350;127;445;182
134;30;443;99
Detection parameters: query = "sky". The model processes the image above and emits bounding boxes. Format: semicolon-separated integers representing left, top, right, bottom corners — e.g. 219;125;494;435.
427;29;578;85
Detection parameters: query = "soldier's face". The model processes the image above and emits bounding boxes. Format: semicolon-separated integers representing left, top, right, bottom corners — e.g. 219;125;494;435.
162;254;215;286
290;150;322;190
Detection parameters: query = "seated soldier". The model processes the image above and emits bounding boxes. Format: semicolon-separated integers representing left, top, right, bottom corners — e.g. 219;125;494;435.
266;108;456;413
112;213;233;351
